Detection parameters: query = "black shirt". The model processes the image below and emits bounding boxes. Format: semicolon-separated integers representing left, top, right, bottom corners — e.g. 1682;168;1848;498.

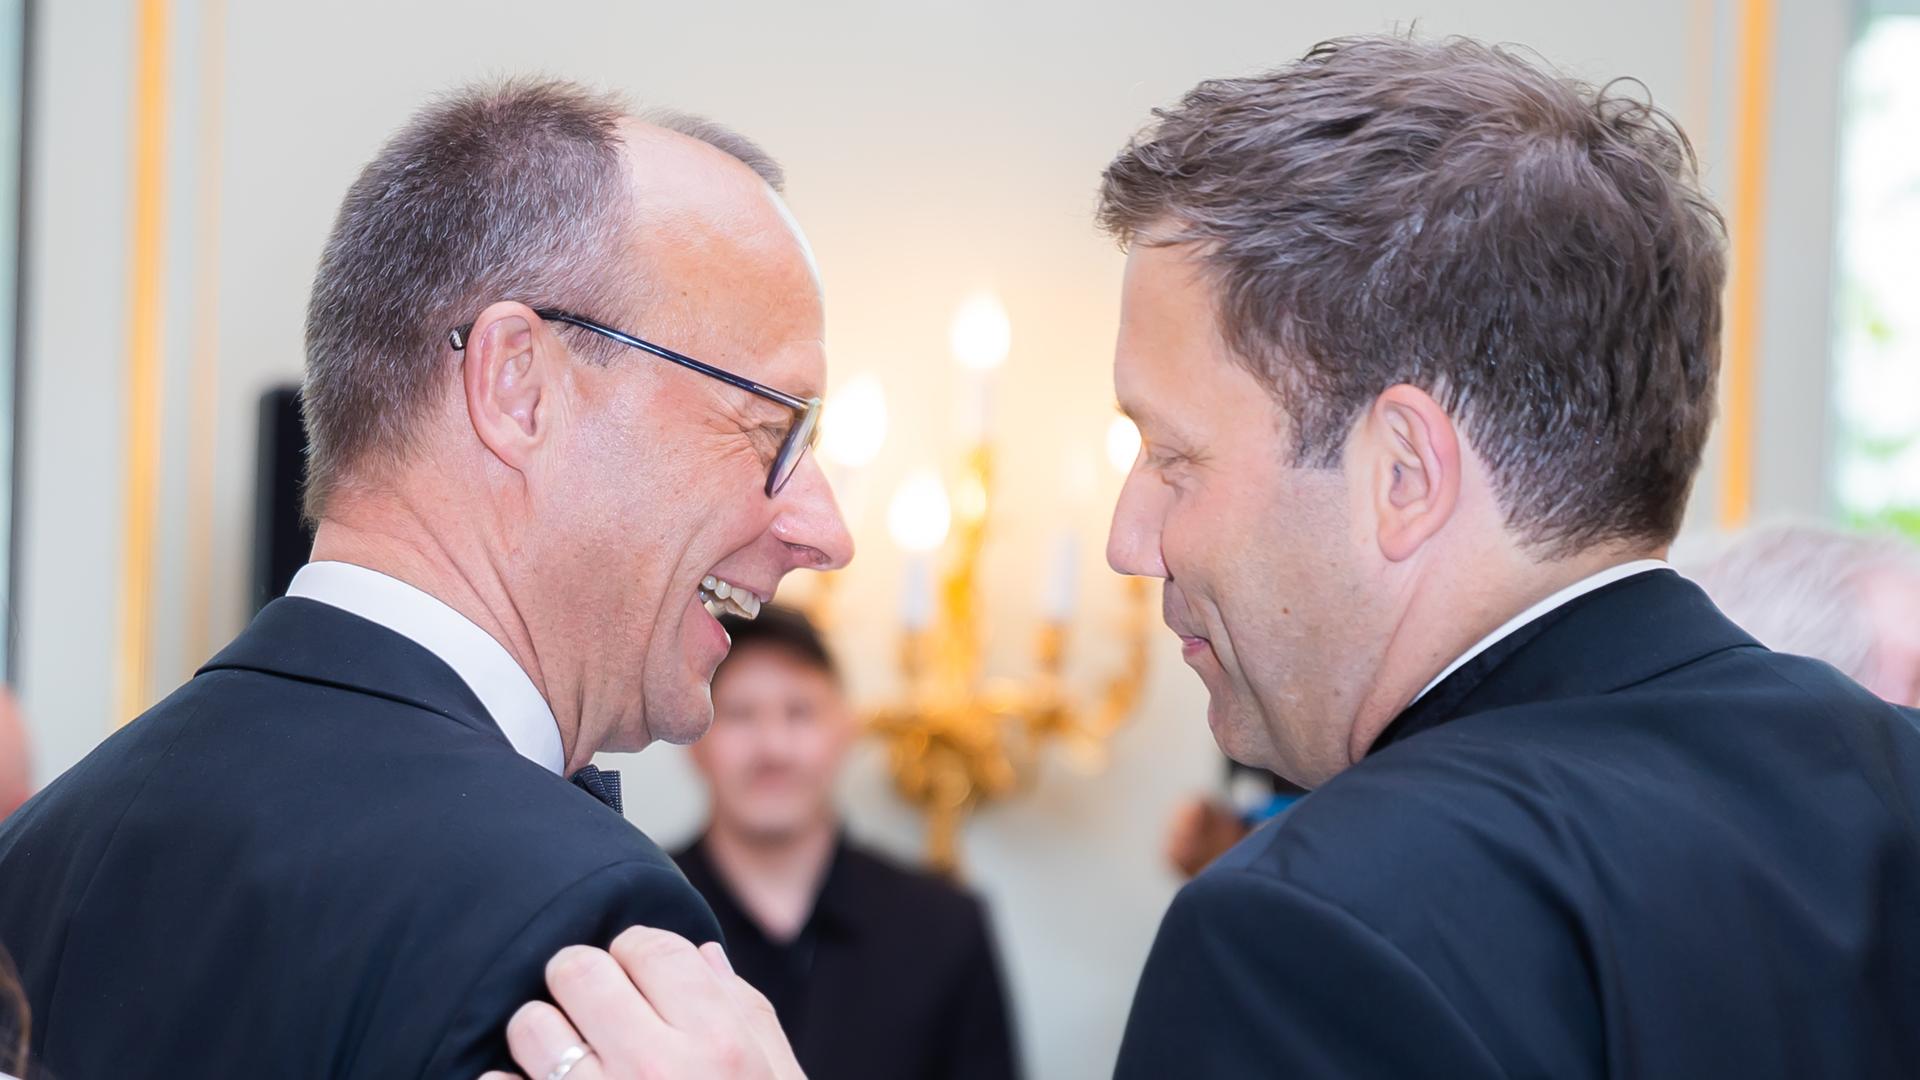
675;834;1021;1080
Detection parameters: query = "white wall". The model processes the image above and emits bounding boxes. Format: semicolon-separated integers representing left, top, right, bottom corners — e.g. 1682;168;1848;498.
15;2;1857;1077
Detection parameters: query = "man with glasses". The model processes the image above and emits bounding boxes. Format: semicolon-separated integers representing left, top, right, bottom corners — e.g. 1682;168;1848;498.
0;80;849;1078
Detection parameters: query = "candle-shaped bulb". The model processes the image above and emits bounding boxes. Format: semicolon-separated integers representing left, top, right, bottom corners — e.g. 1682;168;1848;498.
821;374;888;468
1045;531;1079;622
1107;414;1142;475
888;469;952;553
949;293;1011;371
902;556;934;631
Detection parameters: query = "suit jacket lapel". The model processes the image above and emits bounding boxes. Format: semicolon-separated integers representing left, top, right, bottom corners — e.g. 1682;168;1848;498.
1370;570;1760;756
198;596;511;749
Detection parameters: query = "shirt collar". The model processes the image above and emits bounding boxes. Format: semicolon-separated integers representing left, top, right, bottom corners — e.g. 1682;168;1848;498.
285;561;564;774
1411;558;1672;705
683;831;858;942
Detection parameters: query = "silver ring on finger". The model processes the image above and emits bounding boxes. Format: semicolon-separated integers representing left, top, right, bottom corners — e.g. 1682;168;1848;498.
545;1043;594;1080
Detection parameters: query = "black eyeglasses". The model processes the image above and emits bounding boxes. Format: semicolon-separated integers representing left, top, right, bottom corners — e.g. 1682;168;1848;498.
450;308;822;497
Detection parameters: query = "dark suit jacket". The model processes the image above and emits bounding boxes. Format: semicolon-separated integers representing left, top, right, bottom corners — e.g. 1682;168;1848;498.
675;834;1022;1080
0;597;721;1078
1115;570;1920;1079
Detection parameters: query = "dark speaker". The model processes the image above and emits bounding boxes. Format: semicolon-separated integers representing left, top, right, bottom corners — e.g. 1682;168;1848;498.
251;385;314;613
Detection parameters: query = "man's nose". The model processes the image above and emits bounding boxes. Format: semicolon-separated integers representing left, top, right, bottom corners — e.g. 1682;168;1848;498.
1106;467;1168;579
773;454;855;572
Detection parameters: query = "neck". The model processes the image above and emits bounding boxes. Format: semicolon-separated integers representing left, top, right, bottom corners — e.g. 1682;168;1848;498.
703;814;839;942
309;486;573;759
1348;538;1663;764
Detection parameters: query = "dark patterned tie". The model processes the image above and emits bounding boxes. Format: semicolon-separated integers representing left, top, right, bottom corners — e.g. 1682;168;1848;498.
568;765;623;815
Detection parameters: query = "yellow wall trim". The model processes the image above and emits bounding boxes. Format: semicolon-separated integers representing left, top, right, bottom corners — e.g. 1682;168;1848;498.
1720;0;1775;529
115;0;170;725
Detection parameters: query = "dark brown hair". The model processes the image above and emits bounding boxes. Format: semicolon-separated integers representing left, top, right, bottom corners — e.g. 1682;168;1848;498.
717;605;840;685
1099;35;1727;553
301;80;782;522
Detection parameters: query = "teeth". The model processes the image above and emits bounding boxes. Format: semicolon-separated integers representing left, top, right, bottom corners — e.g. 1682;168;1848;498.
697;576;762;621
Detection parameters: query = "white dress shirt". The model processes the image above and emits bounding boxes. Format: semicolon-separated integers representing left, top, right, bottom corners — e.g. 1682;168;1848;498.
1413;559;1672;703
285;561;565;774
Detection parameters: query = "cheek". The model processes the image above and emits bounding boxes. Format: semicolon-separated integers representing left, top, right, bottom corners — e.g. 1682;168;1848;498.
1175;478;1335;643
720;499;779;551
687;463;787;559
546;441;665;566
711;737;765;780
1160;478;1267;589
797;731;844;777
1158;494;1220;581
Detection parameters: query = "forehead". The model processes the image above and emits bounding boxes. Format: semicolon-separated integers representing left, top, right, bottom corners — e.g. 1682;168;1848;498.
713;645;837;695
1114;242;1276;441
616;128;826;396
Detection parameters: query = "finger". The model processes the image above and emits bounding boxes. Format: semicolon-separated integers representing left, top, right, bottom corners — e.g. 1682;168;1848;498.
699;940;734;976
477;1073;522;1080
544;944;662;1063
503;1000;607;1080
698;948;803;1078
607;926;740;1034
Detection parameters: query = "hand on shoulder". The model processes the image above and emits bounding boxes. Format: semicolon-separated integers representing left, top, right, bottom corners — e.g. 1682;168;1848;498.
480;927;804;1080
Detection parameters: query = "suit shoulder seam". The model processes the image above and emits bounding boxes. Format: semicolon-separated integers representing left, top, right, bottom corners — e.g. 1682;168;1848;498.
1744;660;1920;867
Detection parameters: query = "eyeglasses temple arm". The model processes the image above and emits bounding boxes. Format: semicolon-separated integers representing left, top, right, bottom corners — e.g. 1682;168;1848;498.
536;310;813;412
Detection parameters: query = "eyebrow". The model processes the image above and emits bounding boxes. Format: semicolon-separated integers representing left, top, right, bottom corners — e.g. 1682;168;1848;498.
1120;400;1213;464
1117;399;1177;439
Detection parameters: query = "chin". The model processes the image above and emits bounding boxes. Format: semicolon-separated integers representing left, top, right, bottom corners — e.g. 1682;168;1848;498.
1206;698;1271;770
733;816;812;845
645;685;716;747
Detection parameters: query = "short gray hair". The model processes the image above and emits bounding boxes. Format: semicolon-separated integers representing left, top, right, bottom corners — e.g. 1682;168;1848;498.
1684;523;1920;681
301;79;782;521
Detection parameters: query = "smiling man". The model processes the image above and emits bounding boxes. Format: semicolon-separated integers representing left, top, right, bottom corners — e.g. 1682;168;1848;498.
0;81;849;1078
1099;36;1920;1078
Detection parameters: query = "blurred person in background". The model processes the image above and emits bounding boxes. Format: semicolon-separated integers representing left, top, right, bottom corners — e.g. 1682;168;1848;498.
1685;522;1920;706
0;79;850;1078
675;605;1020;1080
0;945;23;1080
1162;762;1305;879
0;690;29;822
0;695;27;1079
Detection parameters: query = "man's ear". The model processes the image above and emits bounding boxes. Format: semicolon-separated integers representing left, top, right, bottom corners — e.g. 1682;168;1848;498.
1363;384;1461;563
460;301;560;475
